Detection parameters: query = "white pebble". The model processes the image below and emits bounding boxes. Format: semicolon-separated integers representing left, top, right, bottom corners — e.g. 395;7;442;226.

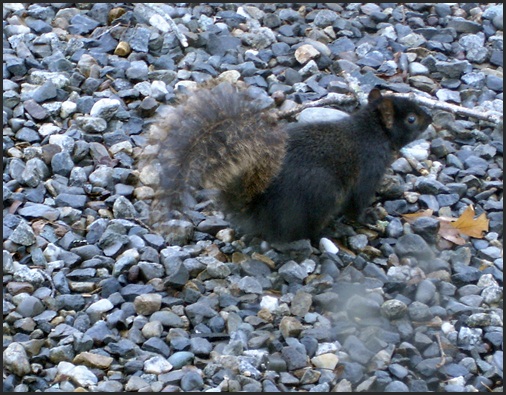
260;295;279;312
319;237;339;254
441;321;456;335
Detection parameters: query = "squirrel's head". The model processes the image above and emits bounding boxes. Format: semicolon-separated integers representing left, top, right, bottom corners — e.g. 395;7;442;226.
368;88;432;150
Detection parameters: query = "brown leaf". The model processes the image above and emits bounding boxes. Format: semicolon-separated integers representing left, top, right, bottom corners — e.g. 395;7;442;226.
335;240;356;258
438;219;467;245
402;209;433;224
54;223;70;237
450;205;489;239
32;219;49;236
9;200;23;214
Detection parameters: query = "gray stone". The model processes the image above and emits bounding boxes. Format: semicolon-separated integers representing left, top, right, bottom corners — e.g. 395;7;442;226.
415;279;437;304
408;301;433;321
313;9;338;28
435;60;471;79
58;361;98;387
75;116;107;133
385;380;409;392
164;260;190;288
168;351;194;369
126;61;149;82
8;220;36;246
196;216;229;235
90;98;121;121
16;295;45;317
3;342;31;377
18;203;59;221
55;193;87;209
281;345;308;371
411;216;440;245
343;335;375;364
31;80;57;103
278;260;307;283
388;363;409;379
49;344;75;363
24;99;49;120
297;107;348;123
447;17;482;34
190;337;213;356
162;220;194;246
143;336;171;357
127;26;151;52
395;233;434;261
180;370;204;391
51;151;74;177
237;276;263;294
112;196;137;218
69;14;100;34
381;299;408;320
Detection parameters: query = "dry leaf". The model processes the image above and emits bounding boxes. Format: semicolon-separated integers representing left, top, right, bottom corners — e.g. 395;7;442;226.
402;209;434;224
335;240;356;257
54;223;70;237
438;219;467;245
9;200;23;214
32;219;48;236
450;205;489;239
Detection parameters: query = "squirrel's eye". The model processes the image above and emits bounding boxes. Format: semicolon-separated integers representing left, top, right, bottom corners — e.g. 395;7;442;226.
407;115;417;124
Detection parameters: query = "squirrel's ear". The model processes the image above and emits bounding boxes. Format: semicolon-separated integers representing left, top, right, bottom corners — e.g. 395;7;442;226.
378;98;395;129
368;88;382;102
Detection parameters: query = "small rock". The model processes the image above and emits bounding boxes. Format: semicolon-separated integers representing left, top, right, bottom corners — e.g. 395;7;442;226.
311;353;339;370
168;351;194;369
295;44;320;64
56;361;98;387
3;342;31;376
381;299;408;320
134;293;162;316
144;355;173;374
90;98;120;121
8;220;36;246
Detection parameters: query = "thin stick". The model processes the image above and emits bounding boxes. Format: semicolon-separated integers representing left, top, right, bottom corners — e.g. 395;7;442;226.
37;269;56;297
278;89;502;125
391;92;503;125
137;3;188;48
277;93;357;119
435;333;447;368
340;71;369;106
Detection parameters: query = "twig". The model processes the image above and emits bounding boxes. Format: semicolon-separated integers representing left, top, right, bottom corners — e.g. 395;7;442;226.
340;70;369;106
37;268;56;298
392;92;503;125
277;89;503;126
277;93;357;119
136;3;188;48
435;333;447;368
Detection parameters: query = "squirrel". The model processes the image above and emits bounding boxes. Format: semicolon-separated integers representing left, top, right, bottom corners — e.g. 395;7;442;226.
140;82;432;243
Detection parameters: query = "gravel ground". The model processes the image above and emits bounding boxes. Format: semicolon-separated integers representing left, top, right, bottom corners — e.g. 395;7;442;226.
2;2;503;392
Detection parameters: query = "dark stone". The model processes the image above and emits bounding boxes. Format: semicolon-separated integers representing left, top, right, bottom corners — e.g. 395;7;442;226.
24;100;49;120
447;17;482;33
69;14;101;35
411;216;440;245
395;233;435;261
206;33;241;56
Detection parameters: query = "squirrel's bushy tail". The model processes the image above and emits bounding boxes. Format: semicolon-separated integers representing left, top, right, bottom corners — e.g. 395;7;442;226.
139;82;287;226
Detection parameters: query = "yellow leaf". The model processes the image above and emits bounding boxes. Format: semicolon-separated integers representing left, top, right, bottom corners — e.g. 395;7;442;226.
450;205;489;239
402;209;433;224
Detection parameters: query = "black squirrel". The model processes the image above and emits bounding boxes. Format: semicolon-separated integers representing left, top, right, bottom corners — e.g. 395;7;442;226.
141;82;432;243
